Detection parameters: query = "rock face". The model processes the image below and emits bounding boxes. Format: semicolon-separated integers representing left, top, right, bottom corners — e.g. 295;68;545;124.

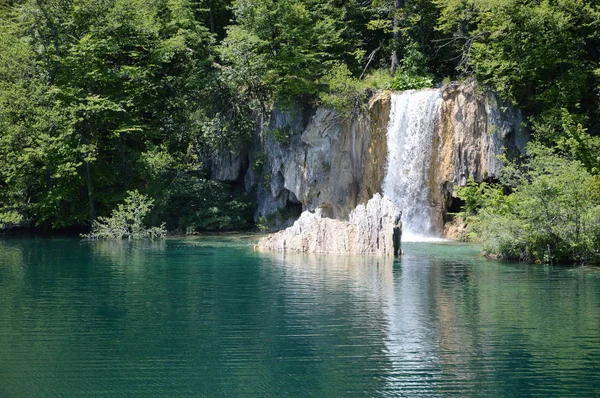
255;194;401;255
210;82;528;233
210;150;246;182
433;82;529;227
437;81;527;187
236;93;392;230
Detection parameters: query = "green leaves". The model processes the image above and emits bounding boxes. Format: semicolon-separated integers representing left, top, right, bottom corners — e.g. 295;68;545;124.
83;190;167;239
318;63;366;117
0;0;217;230
437;0;600;128
153;175;255;232
469;144;600;265
218;0;346;105
391;71;433;91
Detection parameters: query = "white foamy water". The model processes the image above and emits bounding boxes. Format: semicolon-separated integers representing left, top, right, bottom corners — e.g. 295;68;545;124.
382;89;443;240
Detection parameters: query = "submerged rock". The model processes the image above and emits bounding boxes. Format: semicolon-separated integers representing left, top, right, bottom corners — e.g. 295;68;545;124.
255;193;401;256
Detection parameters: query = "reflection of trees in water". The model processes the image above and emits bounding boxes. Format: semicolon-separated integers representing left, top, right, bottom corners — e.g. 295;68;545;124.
384;244;600;396
0;240;25;277
2;238;599;396
88;239;166;268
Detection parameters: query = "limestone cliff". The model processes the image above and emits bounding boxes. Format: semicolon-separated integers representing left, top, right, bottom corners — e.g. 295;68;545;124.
210;82;528;234
255;194;401;255
433;82;528;225
242;93;392;230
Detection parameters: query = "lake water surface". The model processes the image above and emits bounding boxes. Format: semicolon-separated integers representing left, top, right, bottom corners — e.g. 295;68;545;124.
1;237;599;397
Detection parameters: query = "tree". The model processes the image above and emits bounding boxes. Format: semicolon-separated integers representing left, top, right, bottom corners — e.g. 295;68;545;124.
82;190;166;239
217;0;346;108
436;0;600;133
0;0;216;229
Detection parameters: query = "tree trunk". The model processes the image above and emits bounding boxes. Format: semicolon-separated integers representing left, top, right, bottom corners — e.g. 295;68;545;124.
209;1;215;34
81;126;96;224
85;160;96;223
390;0;405;73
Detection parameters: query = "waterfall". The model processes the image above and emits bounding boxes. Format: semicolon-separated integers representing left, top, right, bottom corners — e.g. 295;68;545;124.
383;89;443;241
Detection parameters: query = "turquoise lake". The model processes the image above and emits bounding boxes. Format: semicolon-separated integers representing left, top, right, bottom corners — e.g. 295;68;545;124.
1;236;599;397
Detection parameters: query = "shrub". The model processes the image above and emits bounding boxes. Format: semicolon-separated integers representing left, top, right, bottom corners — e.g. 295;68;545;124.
0;210;24;230
391;71;434;91
456;177;505;217
318;63;366;117
252;152;266;173
362;69;394;90
271;127;292;145
469;144;600;264
82;191;166;240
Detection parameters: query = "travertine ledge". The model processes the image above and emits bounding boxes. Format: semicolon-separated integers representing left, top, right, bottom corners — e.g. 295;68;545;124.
255;194;401;256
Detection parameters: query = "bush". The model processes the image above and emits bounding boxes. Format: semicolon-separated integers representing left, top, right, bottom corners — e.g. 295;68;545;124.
391;71;434;91
456;177;505;217
82;191;166;240
362;69;394;90
271;127;292;145
0;210;24;230
469;144;600;264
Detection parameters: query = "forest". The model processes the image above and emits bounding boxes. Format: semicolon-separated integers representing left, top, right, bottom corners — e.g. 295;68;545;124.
1;0;600;263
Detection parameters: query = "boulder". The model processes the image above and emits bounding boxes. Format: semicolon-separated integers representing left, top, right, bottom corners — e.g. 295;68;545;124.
255;193;401;256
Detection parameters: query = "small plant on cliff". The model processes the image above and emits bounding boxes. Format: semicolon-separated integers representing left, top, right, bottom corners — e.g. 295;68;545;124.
391;71;434;91
257;216;269;232
253;152;266;173
83;191;166;240
271;127;292;145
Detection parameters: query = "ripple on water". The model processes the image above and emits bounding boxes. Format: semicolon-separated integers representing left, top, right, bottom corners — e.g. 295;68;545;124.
0;238;599;397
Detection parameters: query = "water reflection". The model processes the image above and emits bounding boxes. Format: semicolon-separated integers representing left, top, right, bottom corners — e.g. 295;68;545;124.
0;238;599;397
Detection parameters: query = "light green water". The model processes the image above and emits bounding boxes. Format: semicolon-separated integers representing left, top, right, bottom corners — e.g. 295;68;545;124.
1;237;599;397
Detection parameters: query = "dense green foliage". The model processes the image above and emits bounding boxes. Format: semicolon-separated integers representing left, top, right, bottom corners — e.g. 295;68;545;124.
0;0;252;232
459;145;600;264
154;175;255;233
1;0;600;247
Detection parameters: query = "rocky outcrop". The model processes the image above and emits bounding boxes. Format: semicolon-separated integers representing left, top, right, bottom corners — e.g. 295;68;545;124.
240;93;391;229
255;194;401;255
210;150;246;182
433;81;529;227
359;91;392;205
437;81;527;187
210;82;528;233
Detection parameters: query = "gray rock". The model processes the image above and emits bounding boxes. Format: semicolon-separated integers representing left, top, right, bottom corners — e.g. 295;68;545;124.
255;193;401;256
210;150;245;182
210;81;528;233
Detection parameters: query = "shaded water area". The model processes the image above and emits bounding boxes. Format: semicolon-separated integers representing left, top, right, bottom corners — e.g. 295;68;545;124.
1;237;599;397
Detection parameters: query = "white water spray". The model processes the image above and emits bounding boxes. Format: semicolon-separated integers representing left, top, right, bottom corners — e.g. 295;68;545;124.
382;89;444;242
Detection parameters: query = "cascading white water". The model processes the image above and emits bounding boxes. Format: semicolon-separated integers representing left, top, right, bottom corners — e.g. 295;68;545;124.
382;89;443;241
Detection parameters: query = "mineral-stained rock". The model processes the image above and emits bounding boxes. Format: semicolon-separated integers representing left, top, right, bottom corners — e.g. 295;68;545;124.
255;193;401;256
210;81;528;233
